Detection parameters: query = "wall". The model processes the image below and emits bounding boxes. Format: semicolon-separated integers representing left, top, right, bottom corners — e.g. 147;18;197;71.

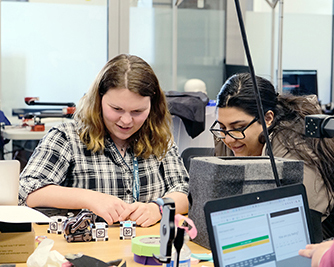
246;12;332;103
225;0;333;104
1;1;107;117
129;3;226;100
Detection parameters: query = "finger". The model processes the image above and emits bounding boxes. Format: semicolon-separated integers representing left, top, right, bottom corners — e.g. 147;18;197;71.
103;215;114;226
119;200;131;210
104;206;123;224
298;249;311;258
131;213;146;226
113;200;129;215
118;210;131;222
94;210;114;225
115;205;127;218
306;244;317;249
119;205;137;221
140;217;153;228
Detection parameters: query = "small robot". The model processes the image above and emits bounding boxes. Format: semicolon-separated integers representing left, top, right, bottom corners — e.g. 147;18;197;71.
120;221;136;240
63;210;97;243
48;215;67;234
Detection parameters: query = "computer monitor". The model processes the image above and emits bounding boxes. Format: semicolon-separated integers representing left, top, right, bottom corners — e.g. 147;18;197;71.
225;64;249;82
282;70;318;96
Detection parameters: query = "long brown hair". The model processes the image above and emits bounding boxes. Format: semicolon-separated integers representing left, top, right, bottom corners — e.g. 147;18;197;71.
74;54;173;160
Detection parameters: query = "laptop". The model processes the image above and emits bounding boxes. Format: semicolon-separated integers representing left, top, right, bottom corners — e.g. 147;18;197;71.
0;160;20;205
204;183;313;267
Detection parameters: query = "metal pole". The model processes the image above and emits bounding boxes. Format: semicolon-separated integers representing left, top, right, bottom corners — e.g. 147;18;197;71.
270;7;275;85
172;1;178;91
265;0;279;85
234;0;281;187
277;0;284;94
331;2;334;103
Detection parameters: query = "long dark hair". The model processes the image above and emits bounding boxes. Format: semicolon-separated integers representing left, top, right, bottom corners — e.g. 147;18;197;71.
217;73;334;211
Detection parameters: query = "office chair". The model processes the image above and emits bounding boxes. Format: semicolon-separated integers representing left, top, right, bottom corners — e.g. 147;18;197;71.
0;110;11;160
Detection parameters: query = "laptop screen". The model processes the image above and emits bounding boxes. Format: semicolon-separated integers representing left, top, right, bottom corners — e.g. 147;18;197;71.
205;184;312;267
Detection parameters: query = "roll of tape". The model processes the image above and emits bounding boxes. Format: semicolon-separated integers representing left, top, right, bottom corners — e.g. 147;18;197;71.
132;235;161;265
131;235;160;256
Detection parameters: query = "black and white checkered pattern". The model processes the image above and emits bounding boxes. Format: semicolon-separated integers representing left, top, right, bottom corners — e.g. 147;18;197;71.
19;121;189;205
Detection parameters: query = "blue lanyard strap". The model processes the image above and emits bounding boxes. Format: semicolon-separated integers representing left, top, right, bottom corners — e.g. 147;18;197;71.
133;156;139;202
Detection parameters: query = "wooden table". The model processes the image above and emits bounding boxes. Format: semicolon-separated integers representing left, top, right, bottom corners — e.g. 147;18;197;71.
16;223;213;266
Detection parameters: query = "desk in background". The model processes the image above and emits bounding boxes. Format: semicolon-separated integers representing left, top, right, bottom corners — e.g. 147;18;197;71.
2;116;71;141
2;125;51;140
0;126;46;169
1;118;71;169
16;223;213;267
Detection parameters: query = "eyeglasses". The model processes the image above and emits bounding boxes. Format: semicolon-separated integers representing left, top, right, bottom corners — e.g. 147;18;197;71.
210;117;259;140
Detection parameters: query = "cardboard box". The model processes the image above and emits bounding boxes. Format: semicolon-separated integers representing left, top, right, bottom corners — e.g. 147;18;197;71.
0;206;52;264
0;226;35;263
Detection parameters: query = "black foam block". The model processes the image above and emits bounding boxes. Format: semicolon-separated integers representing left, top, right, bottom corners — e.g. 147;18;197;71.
188;156;304;249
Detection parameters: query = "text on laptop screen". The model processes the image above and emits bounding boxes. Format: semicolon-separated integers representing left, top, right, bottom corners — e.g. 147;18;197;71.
210;194;310;267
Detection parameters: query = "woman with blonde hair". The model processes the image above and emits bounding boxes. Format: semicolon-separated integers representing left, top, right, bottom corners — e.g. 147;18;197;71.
19;54;189;227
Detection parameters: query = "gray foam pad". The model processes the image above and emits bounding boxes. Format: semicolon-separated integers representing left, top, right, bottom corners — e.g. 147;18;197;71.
188;156;304;249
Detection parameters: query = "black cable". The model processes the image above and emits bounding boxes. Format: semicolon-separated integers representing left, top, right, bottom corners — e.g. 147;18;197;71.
234;0;281;187
173;228;185;267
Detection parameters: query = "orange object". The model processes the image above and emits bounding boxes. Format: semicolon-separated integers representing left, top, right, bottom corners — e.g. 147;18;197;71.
63;106;76;115
31;124;45;132
24;97;39;104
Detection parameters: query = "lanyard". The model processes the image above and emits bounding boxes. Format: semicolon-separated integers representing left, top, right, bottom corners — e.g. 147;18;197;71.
133;156;139;202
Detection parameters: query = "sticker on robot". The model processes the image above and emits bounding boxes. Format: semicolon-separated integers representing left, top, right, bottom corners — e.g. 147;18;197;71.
120;221;136;240
48;216;67;234
92;222;108;241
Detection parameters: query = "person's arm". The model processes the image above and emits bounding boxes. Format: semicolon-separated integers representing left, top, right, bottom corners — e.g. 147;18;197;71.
19;125;73;205
164;191;188;215
299;241;334;267
20;124;130;225
26;184;129;225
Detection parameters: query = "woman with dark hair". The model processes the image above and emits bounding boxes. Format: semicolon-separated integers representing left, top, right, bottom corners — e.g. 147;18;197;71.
212;72;334;224
19;54;189;227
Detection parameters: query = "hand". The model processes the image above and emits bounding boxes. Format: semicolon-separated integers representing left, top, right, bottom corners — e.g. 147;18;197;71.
25;185;130;226
299;240;334;267
118;202;162;227
85;191;130;225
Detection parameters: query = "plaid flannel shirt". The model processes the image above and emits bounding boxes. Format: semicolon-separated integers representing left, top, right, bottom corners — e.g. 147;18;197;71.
19;121;189;205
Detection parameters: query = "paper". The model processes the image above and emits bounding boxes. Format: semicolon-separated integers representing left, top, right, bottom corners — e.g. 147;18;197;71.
27;238;68;267
0;206;52;223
